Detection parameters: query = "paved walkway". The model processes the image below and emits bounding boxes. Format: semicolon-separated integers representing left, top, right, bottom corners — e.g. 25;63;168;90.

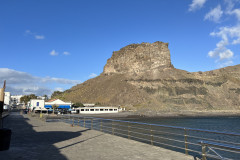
0;112;194;160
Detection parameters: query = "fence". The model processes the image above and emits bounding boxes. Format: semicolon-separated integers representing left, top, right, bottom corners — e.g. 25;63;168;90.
57;115;240;160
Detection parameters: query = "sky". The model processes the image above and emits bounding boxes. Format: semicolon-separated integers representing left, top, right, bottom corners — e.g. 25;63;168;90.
0;0;240;96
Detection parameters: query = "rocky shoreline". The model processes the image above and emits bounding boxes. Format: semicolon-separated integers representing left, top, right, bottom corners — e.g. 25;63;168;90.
141;111;240;118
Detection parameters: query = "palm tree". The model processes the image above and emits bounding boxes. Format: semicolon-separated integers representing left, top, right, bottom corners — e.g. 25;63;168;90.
43;95;48;100
52;104;59;114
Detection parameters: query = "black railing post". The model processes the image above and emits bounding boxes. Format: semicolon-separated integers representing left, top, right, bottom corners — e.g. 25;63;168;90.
150;125;153;145
201;144;207;160
72;117;74;127
112;121;114;135
128;122;131;139
84;117;85;128
184;128;188;155
91;118;93;129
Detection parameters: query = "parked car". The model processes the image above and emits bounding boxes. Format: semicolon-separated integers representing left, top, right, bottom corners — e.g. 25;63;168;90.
71;109;77;114
58;109;68;114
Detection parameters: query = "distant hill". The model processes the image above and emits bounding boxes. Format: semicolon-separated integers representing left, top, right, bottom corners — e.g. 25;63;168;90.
56;41;240;113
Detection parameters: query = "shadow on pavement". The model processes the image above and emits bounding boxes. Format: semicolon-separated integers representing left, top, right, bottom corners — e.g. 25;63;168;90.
58;133;104;150
0;112;89;160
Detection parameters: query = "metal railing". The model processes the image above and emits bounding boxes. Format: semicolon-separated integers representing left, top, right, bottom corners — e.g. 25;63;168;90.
199;140;240;160
57;115;240;160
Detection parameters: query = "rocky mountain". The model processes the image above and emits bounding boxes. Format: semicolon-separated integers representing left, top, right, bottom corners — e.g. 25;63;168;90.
103;42;172;75
58;41;240;113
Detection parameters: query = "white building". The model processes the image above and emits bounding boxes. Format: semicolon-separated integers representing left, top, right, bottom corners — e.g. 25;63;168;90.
4;92;11;106
11;95;23;105
45;99;72;109
30;99;46;112
76;106;119;114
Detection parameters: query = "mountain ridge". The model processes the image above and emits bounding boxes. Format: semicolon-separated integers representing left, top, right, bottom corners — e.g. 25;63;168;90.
56;42;240;112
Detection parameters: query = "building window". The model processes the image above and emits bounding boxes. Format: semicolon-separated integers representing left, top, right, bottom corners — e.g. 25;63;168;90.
95;109;99;111
109;109;113;111
105;109;108;111
81;109;84;111
86;109;89;111
36;102;39;106
90;109;94;111
100;109;104;111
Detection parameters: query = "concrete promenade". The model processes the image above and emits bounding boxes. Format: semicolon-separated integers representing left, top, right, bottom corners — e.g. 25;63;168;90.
0;112;194;160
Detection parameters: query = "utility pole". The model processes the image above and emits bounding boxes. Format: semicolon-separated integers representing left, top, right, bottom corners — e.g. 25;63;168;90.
0;80;6;129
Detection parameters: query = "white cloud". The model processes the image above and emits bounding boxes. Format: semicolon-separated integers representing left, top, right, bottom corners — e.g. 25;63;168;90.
225;0;240;21
0;68;37;84
207;2;240;66
0;68;81;96
210;25;240;45
208;47;233;60
63;51;70;55
6;85;52;96
89;73;97;78
189;0;207;12
41;76;80;84
232;37;240;44
225;0;235;13
204;5;223;23
25;30;31;34
231;9;240;21
218;60;234;68
219;49;234;60
0;68;81;85
35;35;45;40
188;0;240;68
50;50;58;56
54;87;64;92
208;25;240;67
25;30;45;40
50;50;71;56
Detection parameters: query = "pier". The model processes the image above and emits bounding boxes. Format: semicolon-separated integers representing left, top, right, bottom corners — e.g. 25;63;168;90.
0;112;193;160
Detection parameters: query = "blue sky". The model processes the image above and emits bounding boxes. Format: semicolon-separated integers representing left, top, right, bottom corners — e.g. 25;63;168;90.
0;0;240;96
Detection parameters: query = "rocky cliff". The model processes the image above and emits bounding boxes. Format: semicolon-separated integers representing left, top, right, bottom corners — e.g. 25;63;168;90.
58;41;240;113
103;42;173;75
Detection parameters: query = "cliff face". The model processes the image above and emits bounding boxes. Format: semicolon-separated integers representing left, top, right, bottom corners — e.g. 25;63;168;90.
103;41;172;75
59;41;240;112
126;65;240;111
